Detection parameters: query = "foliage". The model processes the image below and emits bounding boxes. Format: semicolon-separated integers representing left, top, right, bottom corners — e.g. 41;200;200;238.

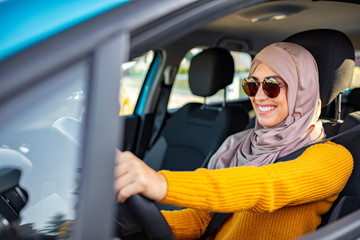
43;213;73;240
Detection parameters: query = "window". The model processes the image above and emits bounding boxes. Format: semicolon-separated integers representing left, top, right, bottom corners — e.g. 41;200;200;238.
119;51;154;115
168;48;252;109
0;62;87;239
351;50;360;89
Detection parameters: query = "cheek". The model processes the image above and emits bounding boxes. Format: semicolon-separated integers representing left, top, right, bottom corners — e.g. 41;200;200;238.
250;97;256;108
279;90;289;117
282;103;289;119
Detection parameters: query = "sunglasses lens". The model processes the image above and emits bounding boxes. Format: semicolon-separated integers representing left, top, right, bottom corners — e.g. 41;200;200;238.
242;78;258;97
263;77;280;98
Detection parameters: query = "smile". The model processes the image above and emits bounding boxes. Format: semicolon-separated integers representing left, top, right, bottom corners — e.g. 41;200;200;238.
258;105;276;112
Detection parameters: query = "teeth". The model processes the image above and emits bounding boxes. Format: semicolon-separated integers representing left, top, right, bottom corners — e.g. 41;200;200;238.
258;106;275;112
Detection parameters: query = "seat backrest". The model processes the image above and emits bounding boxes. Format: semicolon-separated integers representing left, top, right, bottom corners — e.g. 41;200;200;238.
284;29;355;136
144;48;249;171
320;111;360;225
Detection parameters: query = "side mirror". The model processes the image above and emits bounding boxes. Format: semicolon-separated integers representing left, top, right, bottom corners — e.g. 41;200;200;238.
0;168;28;240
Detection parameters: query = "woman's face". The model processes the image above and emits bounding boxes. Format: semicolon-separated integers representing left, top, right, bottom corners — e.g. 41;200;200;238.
250;63;289;128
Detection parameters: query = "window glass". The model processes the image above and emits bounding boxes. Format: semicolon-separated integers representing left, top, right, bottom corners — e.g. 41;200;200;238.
120;51;154;115
351;51;360;89
0;62;87;239
168;48;251;109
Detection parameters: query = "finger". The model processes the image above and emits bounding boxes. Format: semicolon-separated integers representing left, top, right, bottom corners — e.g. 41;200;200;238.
115;151;138;166
114;157;141;178
114;160;129;179
117;181;143;203
115;150;129;164
114;162;140;192
114;173;134;196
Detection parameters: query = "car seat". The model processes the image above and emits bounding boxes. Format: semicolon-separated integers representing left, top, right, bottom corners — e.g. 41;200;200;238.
285;29;359;227
285;29;355;136
143;48;249;171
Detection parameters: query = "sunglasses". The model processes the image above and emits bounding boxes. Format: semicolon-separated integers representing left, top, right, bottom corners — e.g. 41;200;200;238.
242;76;287;98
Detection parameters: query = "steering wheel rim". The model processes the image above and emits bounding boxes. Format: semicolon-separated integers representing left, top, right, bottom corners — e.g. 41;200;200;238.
117;194;175;240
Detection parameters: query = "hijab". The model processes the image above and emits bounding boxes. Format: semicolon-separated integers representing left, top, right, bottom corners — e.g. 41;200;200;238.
208;42;325;169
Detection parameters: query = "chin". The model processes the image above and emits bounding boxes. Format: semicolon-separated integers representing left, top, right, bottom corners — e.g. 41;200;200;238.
258;118;279;128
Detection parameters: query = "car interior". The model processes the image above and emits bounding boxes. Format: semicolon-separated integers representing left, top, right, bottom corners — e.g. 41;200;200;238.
143;48;250;172
2;0;360;239
118;0;360;239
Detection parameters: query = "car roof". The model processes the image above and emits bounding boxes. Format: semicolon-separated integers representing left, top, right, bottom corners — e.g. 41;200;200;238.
0;0;130;62
165;0;360;56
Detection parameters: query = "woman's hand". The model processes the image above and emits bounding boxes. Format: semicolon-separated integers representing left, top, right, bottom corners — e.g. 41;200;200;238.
114;149;168;203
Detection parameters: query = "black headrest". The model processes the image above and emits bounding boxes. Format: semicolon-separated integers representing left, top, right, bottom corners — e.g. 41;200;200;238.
188;48;234;97
284;29;355;107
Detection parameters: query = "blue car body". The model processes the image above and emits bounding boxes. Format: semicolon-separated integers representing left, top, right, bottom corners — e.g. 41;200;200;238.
0;0;130;61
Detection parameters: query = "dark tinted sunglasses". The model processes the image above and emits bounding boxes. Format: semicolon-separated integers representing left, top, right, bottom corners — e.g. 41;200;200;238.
242;76;287;98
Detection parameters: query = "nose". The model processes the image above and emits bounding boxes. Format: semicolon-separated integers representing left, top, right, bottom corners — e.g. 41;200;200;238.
254;83;268;100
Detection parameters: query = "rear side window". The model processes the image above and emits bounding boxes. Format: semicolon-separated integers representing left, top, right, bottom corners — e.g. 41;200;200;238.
351;51;360;89
119;51;154;115
0;62;87;239
168;48;252;109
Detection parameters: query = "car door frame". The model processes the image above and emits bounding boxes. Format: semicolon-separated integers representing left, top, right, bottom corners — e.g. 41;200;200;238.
0;14;129;240
1;0;222;239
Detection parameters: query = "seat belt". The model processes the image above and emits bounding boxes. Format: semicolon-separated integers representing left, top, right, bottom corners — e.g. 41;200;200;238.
149;66;177;148
198;122;360;240
199;212;232;240
149;83;171;147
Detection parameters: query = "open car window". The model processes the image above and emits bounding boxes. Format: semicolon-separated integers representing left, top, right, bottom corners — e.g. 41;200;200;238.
351;51;360;89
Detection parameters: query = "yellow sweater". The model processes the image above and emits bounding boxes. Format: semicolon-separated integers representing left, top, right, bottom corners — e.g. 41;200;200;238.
159;142;353;240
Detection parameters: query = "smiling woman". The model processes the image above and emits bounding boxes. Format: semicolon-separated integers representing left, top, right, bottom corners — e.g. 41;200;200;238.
114;42;353;240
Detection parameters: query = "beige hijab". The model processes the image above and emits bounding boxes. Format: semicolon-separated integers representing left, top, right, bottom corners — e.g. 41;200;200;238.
208;42;325;169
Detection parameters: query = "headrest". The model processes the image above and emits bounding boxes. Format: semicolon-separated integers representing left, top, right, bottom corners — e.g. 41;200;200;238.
188;48;234;97
284;29;355;107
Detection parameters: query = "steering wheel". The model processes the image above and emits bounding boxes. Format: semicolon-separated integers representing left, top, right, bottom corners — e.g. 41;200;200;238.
115;194;175;240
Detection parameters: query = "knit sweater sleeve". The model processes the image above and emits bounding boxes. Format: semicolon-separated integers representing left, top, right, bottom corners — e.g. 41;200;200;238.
159;142;353;213
161;208;212;239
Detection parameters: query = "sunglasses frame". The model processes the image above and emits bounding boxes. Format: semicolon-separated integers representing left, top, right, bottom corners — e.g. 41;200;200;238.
242;76;287;98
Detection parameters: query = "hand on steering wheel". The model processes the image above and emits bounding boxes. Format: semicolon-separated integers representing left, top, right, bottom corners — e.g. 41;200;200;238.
114;150;167;203
114;150;174;240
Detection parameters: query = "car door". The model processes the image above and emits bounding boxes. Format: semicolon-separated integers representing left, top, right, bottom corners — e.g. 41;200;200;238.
1;1;220;239
0;12;128;240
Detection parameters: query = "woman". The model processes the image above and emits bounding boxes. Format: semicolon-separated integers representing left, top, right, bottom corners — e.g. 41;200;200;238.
114;42;353;239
